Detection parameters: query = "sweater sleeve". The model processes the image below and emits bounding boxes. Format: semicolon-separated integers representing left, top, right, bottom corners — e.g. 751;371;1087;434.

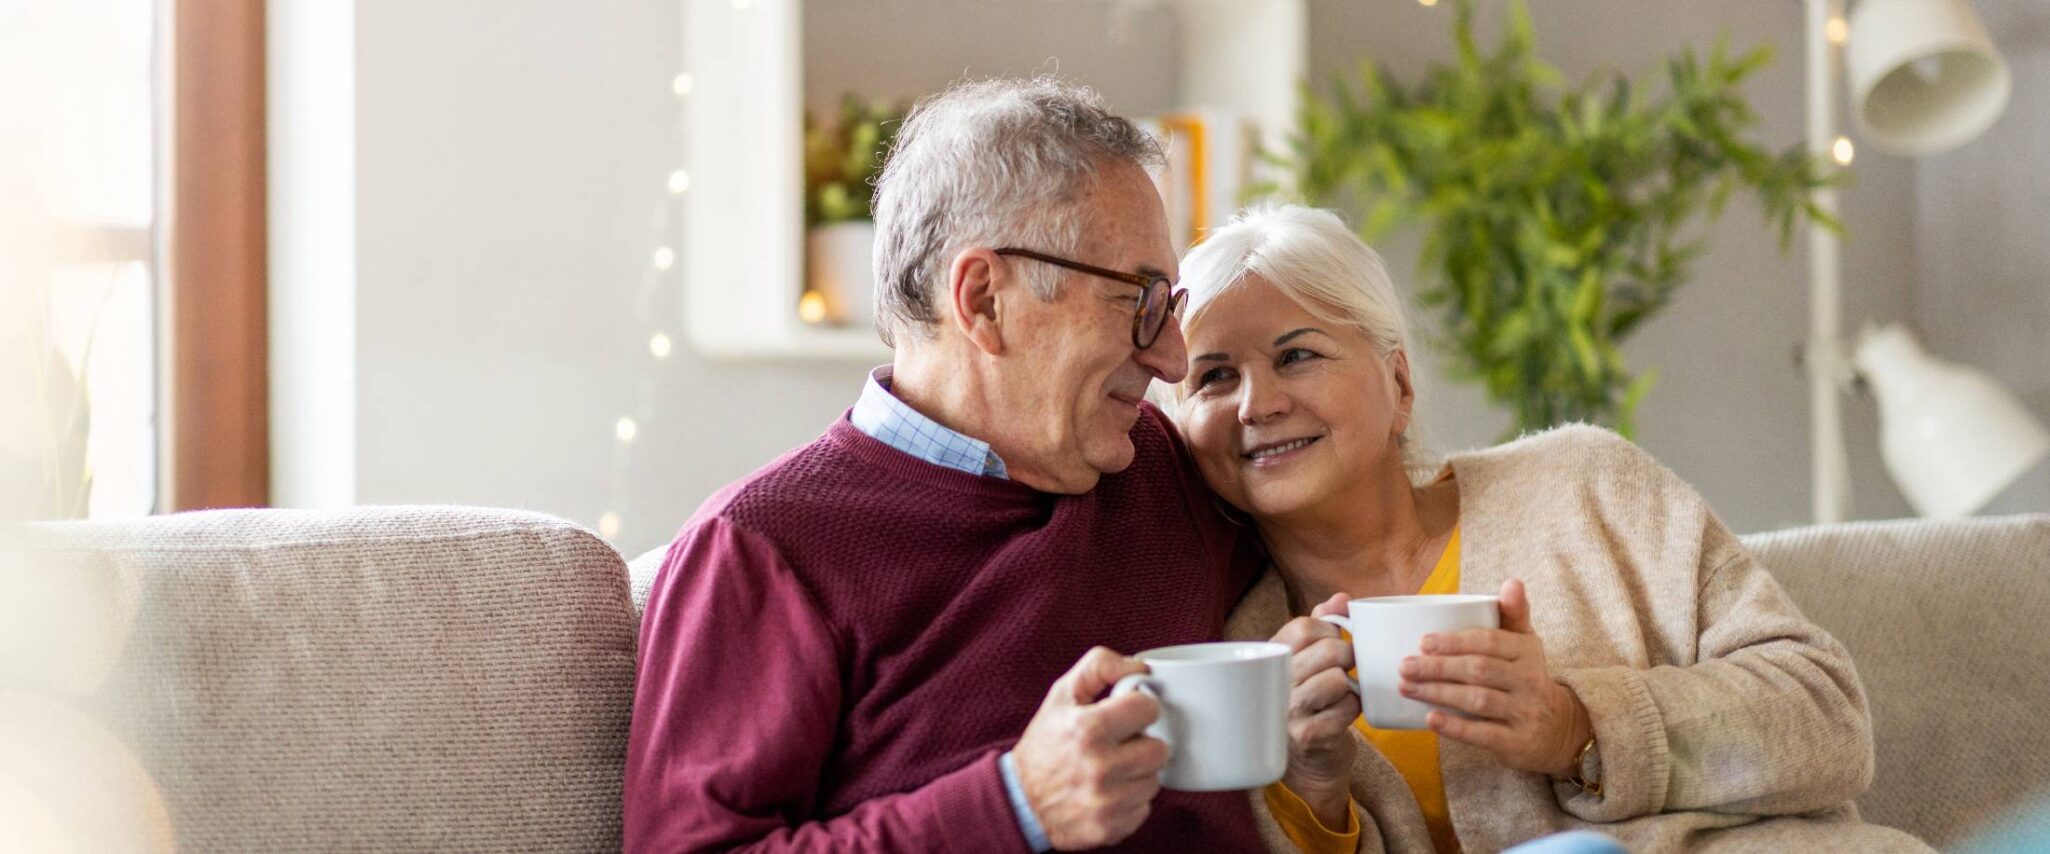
623;517;1031;854
1552;457;1874;822
1260;783;1362;854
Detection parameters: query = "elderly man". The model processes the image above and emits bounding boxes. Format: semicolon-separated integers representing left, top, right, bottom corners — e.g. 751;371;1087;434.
623;77;1264;852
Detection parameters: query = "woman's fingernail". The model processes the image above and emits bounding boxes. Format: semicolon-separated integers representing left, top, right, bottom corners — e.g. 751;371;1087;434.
1420;635;1438;652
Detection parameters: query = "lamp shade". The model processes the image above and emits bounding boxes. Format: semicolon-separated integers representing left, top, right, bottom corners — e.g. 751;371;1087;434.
1855;324;2050;518
1846;0;2011;156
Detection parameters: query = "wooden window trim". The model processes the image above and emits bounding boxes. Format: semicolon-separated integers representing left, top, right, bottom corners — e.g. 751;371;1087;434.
168;0;268;510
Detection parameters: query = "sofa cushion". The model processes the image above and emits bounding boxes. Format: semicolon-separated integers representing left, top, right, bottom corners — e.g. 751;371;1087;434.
1743;514;2050;848
627;543;670;624
17;506;637;852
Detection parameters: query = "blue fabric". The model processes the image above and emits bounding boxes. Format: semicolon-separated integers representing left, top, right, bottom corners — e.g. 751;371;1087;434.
850;367;1008;479
1960;793;2050;853
999;751;1053;852
1502;830;1629;854
851;367;1044;849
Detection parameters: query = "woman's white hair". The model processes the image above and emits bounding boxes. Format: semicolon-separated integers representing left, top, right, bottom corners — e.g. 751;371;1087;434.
1176;202;1437;480
870;76;1164;347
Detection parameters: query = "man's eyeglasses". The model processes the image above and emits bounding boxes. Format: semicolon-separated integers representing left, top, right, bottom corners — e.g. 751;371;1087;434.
994;248;1187;350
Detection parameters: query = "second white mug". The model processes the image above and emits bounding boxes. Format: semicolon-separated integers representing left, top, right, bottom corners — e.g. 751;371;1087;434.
1319;594;1501;730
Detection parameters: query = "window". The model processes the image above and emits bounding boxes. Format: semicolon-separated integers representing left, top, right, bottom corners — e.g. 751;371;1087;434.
6;0;269;520
7;0;163;519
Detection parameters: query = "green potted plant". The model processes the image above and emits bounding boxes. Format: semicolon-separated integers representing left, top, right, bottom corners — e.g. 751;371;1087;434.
803;95;904;327
1277;0;1840;438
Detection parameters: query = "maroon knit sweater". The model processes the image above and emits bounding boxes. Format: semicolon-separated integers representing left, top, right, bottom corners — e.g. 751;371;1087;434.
625;404;1265;852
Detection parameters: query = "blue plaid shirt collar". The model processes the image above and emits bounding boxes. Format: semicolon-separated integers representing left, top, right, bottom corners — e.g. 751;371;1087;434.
850;366;1009;479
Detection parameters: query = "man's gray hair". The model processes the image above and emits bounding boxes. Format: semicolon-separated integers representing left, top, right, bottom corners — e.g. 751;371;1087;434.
870;76;1165;346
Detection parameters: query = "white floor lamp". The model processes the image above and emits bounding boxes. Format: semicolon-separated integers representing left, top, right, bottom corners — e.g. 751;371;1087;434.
1803;0;2048;522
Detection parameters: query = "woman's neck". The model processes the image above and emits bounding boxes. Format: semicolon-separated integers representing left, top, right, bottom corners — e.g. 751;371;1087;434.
1257;458;1459;614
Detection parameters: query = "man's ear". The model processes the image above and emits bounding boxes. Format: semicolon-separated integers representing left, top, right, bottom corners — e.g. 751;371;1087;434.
947;247;1007;356
1388;347;1416;438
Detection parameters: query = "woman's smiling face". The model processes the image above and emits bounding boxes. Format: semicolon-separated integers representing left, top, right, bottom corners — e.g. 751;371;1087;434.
1176;273;1414;520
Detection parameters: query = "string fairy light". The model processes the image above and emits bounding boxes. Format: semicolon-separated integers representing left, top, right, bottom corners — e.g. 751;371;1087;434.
596;47;699;547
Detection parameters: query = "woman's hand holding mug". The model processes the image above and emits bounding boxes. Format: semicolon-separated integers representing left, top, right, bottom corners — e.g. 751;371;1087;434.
1398;579;1594;778
1268;592;1359;830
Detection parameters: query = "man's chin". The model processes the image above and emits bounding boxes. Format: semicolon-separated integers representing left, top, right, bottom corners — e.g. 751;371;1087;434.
1086;437;1138;476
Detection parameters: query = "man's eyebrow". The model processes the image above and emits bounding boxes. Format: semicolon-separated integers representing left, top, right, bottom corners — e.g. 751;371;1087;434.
1192;352;1230;363
1137;264;1169;278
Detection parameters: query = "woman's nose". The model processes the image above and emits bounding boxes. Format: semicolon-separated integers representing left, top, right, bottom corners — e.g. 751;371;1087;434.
1237;372;1291;425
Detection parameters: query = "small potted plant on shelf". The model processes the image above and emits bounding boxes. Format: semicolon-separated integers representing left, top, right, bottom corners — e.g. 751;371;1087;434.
803;95;904;328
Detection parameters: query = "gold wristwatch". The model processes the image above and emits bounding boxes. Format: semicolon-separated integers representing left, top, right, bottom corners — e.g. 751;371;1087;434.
1565;734;1602;796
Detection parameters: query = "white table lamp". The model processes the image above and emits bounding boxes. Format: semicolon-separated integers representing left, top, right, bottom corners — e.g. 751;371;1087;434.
1854;325;2050;519
1804;0;2024;522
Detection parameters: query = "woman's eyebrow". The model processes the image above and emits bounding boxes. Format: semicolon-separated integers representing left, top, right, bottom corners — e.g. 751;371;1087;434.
1193;327;1330;363
1274;327;1327;346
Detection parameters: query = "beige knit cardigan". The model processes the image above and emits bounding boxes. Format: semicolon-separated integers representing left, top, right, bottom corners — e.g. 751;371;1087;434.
1226;425;1932;853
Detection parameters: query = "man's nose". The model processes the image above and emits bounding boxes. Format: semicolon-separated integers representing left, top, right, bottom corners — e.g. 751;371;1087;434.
1138;321;1189;384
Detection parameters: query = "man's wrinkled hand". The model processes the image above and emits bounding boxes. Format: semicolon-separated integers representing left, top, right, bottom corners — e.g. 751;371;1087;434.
1014;646;1173;850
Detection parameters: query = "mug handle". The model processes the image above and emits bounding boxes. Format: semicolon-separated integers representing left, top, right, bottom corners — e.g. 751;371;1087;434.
1109;673;1173;759
1315;614;1364;695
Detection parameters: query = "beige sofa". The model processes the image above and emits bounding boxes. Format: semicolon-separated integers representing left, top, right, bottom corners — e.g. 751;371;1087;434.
11;507;2048;850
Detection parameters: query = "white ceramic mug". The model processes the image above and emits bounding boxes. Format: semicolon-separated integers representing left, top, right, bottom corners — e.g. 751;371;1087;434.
1109;641;1290;791
1318;595;1501;730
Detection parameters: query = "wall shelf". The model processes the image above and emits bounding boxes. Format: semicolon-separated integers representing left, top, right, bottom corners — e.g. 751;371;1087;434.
679;0;1304;361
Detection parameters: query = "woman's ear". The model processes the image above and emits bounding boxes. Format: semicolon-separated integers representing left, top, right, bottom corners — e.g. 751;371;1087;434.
1388;347;1416;438
947;248;1006;356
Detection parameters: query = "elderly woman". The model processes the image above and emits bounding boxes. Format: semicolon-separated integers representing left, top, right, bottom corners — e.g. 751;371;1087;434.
1170;204;1928;853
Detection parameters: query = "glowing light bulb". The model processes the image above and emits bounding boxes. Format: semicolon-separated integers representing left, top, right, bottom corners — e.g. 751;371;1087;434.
1826;16;1849;45
653;247;675;270
667;170;691;194
1832;135;1855;166
1419;0;1439;6
649;332;673;359
598;512;622;539
615;417;639;443
671;73;695;96
798;291;828;324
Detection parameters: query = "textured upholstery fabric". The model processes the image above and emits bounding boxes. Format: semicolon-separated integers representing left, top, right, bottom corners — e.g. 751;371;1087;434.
1742;514;2050;848
22;506;638;852
628;543;668;624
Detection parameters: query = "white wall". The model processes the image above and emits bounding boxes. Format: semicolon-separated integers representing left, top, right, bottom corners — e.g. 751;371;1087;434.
352;0;869;556
269;0;357;510
803;0;1181;114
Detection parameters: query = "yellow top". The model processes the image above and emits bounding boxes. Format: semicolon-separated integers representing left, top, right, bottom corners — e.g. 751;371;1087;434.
1265;526;1463;854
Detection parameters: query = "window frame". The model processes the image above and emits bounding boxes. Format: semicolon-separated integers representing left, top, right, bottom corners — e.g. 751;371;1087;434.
165;0;268;510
